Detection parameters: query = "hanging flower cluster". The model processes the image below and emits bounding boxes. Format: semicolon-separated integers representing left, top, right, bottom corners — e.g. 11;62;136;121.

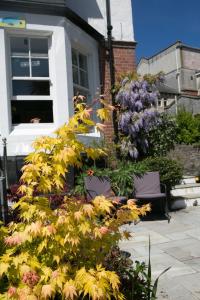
116;78;161;159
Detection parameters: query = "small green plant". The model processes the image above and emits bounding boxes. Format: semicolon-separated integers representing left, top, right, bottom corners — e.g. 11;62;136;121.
104;238;170;300
109;160;147;197
147;113;178;157
176;109;200;144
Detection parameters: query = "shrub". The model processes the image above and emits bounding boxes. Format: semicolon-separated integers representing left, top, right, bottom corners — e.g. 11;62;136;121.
176;109;200;144
141;157;183;191
147;113;178;157
0;96;150;299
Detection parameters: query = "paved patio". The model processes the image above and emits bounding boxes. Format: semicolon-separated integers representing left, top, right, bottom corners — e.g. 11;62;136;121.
120;207;200;300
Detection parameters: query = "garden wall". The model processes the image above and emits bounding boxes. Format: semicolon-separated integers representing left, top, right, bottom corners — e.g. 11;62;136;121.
168;144;200;175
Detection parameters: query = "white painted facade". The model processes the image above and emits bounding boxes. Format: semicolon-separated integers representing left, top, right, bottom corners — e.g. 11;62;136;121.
0;11;101;156
67;0;135;42
0;1;135;159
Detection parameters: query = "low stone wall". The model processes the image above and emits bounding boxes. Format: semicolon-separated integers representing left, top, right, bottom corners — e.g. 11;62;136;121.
168;144;200;175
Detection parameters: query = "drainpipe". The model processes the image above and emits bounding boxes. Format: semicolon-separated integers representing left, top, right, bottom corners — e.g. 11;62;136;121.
175;95;178;115
2;138;9;189
105;0;119;143
175;45;181;93
0;137;8;224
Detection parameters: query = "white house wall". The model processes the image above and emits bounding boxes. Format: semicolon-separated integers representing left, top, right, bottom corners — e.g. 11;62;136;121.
66;0;134;42
0;11;100;156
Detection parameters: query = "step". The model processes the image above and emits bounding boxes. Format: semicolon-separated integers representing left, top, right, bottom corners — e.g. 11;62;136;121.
171;183;200;197
180;176;197;185
170;193;200;210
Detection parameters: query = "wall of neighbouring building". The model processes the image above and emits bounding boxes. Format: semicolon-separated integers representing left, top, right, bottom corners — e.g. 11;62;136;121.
168;144;200;176
166;95;200;115
137;45;177;76
182;48;200;70
180;68;197;91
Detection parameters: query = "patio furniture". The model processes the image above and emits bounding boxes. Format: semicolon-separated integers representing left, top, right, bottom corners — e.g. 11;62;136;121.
133;171;171;222
84;176;127;204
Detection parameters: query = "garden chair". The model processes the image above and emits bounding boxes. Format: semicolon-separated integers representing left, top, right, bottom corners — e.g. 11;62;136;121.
133;171;171;222
84;176;127;205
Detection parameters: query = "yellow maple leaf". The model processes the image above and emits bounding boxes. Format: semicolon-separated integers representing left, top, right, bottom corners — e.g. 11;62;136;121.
28;221;42;236
79;222;91;235
0;262;9;277
41;284;54;299
123;230;132;240
96;108;111;121
74;211;83;221
63;280;77;299
93;196;113;213
82;204;94;218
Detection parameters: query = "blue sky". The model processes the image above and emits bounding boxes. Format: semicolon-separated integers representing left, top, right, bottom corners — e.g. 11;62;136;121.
133;0;200;62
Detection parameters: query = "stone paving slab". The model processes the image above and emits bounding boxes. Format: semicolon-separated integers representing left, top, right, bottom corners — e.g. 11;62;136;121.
120;207;200;299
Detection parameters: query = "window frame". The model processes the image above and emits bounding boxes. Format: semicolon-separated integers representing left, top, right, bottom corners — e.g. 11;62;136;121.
72;47;101;136
10;35;51;101
72;48;91;99
7;32;54;127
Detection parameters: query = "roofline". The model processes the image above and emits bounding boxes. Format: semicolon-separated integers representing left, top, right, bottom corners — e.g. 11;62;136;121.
137;57;148;68
0;0;104;41
157;84;180;95
178;43;200;53
139;41;200;65
139;41;182;63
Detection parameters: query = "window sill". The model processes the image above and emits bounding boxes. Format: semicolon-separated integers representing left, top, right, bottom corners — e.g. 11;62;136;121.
78;130;101;138
10;123;56;137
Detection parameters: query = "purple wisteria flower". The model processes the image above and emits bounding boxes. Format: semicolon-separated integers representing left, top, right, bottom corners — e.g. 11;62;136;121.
116;78;161;159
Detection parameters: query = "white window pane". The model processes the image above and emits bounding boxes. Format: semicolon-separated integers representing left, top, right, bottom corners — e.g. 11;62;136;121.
72;50;78;66
12;58;30;77
80;70;89;88
12;80;50;96
32;59;49;77
73;66;79;84
10;37;29;56
30;38;48;56
79;53;87;71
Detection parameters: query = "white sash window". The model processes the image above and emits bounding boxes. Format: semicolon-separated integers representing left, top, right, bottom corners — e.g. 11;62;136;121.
10;36;53;124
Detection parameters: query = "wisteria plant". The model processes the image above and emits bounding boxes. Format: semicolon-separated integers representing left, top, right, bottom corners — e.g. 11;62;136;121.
116;75;163;159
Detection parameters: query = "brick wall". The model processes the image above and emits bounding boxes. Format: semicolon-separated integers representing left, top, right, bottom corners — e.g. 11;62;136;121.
100;41;136;142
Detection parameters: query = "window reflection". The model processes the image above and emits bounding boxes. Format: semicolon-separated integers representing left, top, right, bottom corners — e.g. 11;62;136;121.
12;80;50;96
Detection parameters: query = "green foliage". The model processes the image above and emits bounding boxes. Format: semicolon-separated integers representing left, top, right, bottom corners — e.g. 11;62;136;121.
141;157;183;191
110;161;147;197
147;114;178;157
75;160;147;199
176;109;200;144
